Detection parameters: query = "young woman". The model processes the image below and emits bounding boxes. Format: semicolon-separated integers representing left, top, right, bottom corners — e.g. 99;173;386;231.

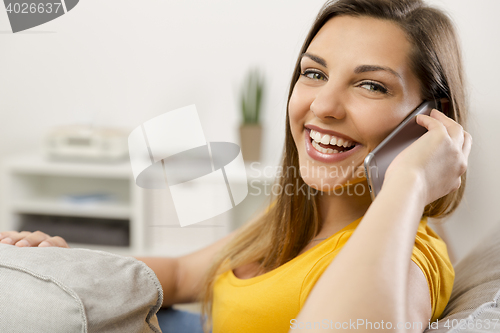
0;0;471;332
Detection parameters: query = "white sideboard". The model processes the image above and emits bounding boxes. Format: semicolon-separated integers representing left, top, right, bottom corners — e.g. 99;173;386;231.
0;153;273;257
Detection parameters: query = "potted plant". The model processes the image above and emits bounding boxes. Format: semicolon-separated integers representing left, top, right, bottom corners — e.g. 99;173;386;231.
239;68;265;162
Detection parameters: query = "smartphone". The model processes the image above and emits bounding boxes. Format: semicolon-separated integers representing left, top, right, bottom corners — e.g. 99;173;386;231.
363;100;441;201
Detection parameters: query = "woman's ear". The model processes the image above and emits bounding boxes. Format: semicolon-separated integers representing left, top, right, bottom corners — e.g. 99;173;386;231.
439;98;450;117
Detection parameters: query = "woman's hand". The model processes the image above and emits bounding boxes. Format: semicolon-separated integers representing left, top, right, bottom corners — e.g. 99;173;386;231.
0;230;70;248
384;108;472;206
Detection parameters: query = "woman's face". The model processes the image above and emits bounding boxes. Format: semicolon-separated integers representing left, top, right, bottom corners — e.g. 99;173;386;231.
289;15;423;193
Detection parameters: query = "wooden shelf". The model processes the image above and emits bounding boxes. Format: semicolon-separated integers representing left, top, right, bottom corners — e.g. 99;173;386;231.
1;153;273;256
3;153;132;179
11;198;131;220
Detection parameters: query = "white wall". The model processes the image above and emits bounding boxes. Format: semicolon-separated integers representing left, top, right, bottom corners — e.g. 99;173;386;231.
0;0;327;165
0;0;499;262
424;0;500;262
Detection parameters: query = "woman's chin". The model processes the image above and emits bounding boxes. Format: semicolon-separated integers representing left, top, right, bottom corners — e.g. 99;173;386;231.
302;177;370;197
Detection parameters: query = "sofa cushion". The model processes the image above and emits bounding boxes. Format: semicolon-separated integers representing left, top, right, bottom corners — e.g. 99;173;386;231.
0;244;163;333
424;222;500;332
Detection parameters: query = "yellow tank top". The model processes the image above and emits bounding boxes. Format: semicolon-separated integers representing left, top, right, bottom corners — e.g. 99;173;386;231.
212;216;454;332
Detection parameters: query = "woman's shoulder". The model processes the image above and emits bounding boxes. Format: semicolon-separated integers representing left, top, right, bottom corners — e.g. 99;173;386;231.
411;216;455;322
413;217;454;270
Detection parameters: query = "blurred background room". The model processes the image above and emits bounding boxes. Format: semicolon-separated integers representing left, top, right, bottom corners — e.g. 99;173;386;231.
0;0;498;273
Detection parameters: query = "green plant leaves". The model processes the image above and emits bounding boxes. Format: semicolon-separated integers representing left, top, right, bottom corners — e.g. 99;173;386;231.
240;68;265;124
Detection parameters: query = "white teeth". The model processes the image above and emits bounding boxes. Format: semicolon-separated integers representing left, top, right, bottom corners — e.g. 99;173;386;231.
312;140;342;154
309;128;356;149
320;135;330;145
310;130;316;140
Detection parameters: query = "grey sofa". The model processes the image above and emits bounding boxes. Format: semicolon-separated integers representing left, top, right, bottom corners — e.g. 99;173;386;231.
424;221;500;332
0;245;163;333
1;221;500;333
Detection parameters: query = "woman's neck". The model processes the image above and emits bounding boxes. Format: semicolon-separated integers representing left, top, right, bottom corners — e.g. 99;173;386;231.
316;180;373;238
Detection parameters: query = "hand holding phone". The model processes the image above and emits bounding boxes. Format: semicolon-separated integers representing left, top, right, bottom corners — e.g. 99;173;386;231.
363;100;440;201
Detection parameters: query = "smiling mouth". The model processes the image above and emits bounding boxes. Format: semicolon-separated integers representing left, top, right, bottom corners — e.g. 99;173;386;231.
308;129;358;154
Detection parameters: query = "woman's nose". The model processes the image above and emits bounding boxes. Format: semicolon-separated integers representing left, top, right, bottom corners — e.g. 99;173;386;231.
310;83;347;121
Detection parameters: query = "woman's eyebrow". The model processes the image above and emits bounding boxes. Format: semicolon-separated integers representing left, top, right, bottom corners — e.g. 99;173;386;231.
301;53;402;80
301;53;327;68
354;65;402;80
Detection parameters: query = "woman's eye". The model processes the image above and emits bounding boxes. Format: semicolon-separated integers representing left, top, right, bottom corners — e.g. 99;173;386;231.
300;69;327;81
359;81;388;94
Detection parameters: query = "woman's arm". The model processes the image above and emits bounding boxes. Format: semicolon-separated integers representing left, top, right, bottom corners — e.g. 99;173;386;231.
295;173;427;331
293;110;471;332
135;229;238;308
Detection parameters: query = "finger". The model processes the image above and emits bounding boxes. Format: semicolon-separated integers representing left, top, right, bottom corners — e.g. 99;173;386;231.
462;131;472;160
429;109;464;147
415;113;448;135
39;236;70;248
0;231;18;241
14;230;51;247
0;231;31;245
0;231;14;244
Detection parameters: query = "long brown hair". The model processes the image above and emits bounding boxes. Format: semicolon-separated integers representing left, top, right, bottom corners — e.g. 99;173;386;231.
198;0;468;331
